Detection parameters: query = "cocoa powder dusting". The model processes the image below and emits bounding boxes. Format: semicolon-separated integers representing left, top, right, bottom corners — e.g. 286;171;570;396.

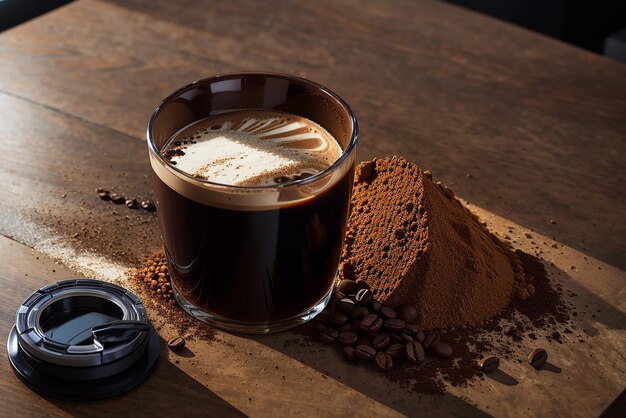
340;157;535;329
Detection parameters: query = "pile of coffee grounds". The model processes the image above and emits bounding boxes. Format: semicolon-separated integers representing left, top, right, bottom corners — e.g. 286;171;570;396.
339;157;534;329
136;252;176;305
294;244;575;394
128;251;214;341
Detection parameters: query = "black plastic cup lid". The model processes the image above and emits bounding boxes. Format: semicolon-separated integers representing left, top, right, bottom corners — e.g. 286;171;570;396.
7;279;159;401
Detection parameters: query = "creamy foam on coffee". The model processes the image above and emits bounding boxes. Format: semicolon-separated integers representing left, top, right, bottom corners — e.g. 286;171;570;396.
162;110;342;186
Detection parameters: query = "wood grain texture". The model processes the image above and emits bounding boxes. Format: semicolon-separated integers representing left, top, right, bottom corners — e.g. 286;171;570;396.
0;235;246;418
0;0;624;416
0;0;624;271
1;220;624;418
0;91;161;268
0;233;489;418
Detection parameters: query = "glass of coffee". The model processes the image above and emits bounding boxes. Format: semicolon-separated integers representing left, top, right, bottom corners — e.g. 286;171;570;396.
147;73;358;333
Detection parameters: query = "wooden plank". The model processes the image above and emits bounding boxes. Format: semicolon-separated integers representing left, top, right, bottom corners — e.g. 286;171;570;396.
0;92;161;270
0;93;485;417
1;221;624;418
0;1;624;416
0;234;489;417
0;92;624;417
0;0;624;271
0;234;244;417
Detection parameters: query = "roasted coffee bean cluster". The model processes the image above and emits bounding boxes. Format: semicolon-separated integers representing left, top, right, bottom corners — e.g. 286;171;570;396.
139;252;176;304
96;187;156;212
316;279;454;372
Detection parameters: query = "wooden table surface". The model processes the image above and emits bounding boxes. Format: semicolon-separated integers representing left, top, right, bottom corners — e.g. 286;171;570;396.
0;0;624;416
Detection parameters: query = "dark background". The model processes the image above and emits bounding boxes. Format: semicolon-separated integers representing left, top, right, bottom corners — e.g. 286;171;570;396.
1;0;625;59
0;0;73;32
445;0;626;55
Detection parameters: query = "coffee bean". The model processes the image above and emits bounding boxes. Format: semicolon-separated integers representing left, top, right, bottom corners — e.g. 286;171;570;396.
328;312;348;326
351;320;362;333
342;346;358;363
405;341;425;364
350;306;369;319
528;348;548;369
314;322;327;333
337;298;357;312
360;314;383;334
338;323;352;332
404;323;420;335
355;345;376;361
432;341;453;359
167;336;185;352
371;334;390;350
337;279;361;297
479;356;500;373
355;288;373;305
320;327;338;343
396;304;418;324
423;332;440;350
399;332;414;342
338;331;358;346
141;200;156;212
384;318;406;332
380;306;396;319
414;330;426;344
386;343;404;360
370;300;381;313
110;193;125;204
375;351;393;372
98;191;111;200
125;198;140;209
315;312;330;325
388;333;403;344
356;336;371;347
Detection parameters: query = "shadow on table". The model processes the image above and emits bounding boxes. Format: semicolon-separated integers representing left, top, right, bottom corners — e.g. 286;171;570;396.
247;330;490;418
516;252;626;333
48;336;245;418
486;369;519;386
246;251;624;417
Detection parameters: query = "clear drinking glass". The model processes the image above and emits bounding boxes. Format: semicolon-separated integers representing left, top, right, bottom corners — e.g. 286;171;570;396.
147;73;358;333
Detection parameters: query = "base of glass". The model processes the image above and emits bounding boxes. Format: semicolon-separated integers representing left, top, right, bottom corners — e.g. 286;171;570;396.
170;282;333;334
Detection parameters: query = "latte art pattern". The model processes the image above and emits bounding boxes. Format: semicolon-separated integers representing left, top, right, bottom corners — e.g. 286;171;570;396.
162;110;342;186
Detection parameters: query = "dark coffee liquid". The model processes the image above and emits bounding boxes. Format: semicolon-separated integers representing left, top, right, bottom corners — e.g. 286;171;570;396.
153;167;354;323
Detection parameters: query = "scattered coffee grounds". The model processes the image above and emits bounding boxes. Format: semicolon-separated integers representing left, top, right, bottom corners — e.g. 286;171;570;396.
32;185;162;268
128;251;214;342
136;252;176;305
96;187;155;213
339;157;534;329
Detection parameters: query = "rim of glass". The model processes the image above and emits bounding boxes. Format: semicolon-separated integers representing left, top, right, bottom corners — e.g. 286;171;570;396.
147;72;359;190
